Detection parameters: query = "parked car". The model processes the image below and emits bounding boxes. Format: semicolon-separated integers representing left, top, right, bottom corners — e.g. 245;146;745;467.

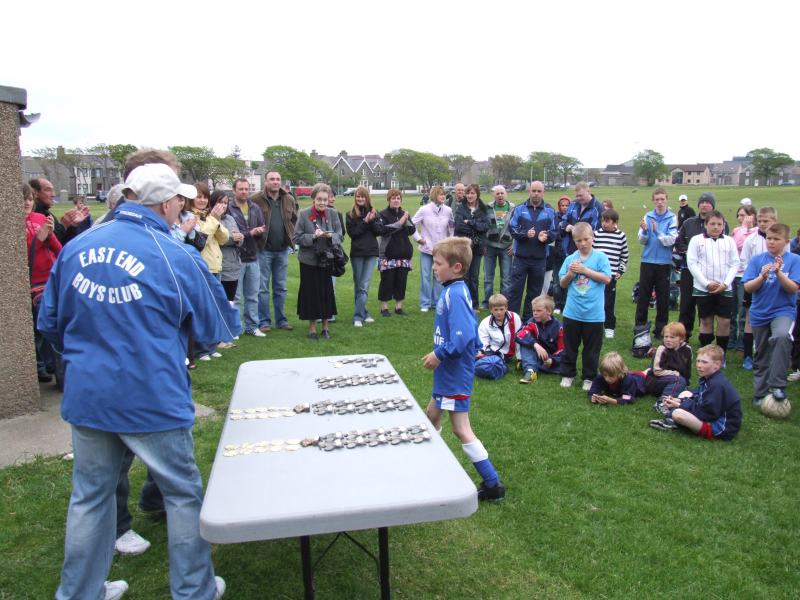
96;191;108;203
342;188;357;196
292;186;313;197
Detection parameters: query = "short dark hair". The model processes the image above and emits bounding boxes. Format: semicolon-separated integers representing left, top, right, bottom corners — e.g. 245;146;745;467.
29;177;44;192
233;178;250;191
706;210;724;222
601;209;619;223
767;223;790;240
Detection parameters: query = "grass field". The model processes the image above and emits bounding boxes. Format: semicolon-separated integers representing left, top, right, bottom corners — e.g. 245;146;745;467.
3;186;800;598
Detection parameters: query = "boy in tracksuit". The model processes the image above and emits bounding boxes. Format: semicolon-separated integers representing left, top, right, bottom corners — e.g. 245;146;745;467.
650;345;742;441
635;188;678;340
517;295;564;383
424;237;505;501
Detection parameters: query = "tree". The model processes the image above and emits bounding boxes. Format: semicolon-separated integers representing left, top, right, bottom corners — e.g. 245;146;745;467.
388;149;450;188
445;154;475;183
489;154;523;184
633;149;667;186
551;153;583;186
107;144;138;173
169;146;216;182
209;155;246;188
527;151;559;187
261;145;319;185
746;147;794;185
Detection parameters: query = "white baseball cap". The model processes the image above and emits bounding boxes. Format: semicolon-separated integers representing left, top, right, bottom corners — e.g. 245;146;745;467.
679;194;688;202
740;197;752;206
123;163;197;205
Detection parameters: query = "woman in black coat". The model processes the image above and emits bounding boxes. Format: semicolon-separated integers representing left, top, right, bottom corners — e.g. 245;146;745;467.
292;183;343;339
375;188;415;317
453;183;489;309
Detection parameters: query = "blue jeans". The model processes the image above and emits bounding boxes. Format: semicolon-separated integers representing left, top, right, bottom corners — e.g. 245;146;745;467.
351;255;377;322
257;248;289;328
115;448;164;537
237;260;260;332
520;345;562;373
57;426;217;600
419;252;443;310
483;246;512;306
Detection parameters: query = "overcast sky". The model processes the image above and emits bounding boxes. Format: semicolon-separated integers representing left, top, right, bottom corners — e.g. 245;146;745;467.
5;0;797;169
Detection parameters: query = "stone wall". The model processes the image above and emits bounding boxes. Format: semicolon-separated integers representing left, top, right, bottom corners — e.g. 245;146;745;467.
0;92;41;418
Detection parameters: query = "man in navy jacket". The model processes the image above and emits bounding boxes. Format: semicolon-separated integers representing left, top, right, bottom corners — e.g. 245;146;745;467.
508;181;557;320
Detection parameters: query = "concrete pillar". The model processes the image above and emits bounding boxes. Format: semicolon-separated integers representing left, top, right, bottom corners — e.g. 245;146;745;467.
0;85;41;418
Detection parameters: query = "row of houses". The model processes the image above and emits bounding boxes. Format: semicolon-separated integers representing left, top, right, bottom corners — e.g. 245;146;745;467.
601;157;800;187
21;148;798;200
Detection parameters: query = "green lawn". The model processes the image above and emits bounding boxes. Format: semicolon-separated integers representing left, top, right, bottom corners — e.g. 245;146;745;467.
5;186;800;598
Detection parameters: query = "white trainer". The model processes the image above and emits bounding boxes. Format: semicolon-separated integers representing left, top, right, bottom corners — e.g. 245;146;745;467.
560;377;573;388
788;369;800;382
353;320;363;328
582;379;593;392
364;316;375;323
115;529;151;556
199;355;212;362
215;576;226;599
604;328;615;339
210;352;223;358
104;580;129;600
248;329;266;338
420;307;429;312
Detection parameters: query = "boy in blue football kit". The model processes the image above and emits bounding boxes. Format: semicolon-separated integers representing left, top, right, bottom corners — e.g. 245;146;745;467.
743;223;800;405
423;237;505;501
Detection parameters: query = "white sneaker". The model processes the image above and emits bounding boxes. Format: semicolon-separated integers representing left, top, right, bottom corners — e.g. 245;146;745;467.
211;352;223;358
215;576;226;599
104;580;129;600
199;355;212;361
185;358;190;366
115;529;151;556
604;328;615;339
353;320;363;327
420;307;429;312
364;316;375;323
249;329;266;337
582;379;593;391
560;377;573;388
788;369;800;382
553;308;561;315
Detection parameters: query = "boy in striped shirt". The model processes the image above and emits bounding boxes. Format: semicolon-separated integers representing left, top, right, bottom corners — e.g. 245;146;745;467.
594;209;629;338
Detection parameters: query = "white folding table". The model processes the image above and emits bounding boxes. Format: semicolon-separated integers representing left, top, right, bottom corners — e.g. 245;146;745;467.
200;356;477;598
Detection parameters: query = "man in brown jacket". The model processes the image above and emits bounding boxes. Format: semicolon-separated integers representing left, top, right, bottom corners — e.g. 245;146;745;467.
251;171;298;331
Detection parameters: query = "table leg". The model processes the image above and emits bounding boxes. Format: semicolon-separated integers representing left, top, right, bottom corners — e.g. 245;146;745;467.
300;536;314;600
378;527;390;600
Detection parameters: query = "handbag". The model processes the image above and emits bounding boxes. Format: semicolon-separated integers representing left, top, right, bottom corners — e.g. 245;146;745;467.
186;230;207;252
331;245;349;278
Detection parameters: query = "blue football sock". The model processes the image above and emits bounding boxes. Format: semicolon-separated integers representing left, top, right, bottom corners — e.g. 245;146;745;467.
473;459;499;488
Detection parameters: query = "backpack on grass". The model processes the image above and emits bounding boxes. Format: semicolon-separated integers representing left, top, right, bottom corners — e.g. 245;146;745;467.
632;321;653;359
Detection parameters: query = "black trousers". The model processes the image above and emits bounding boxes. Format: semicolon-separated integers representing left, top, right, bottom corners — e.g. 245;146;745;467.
635;263;671;336
678;268;696;338
560;316;604;381
378;267;409;302
604;277;618;330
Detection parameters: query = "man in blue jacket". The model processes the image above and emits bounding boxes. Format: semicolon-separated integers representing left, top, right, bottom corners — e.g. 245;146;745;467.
558;181;603;257
39;162;238;600
508;181;557;320
635;188;678;339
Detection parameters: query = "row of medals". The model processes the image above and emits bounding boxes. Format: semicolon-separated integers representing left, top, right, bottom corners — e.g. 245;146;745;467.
228;396;414;420
315;371;399;389
222;423;432;457
331;356;385;368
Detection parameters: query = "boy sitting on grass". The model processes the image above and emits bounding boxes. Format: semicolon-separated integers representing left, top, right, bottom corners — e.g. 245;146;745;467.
742;223;800;406
476;293;521;364
516;295;564;383
588;351;646;405
423;237;505;501
558;221;612;391
649;344;742;441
